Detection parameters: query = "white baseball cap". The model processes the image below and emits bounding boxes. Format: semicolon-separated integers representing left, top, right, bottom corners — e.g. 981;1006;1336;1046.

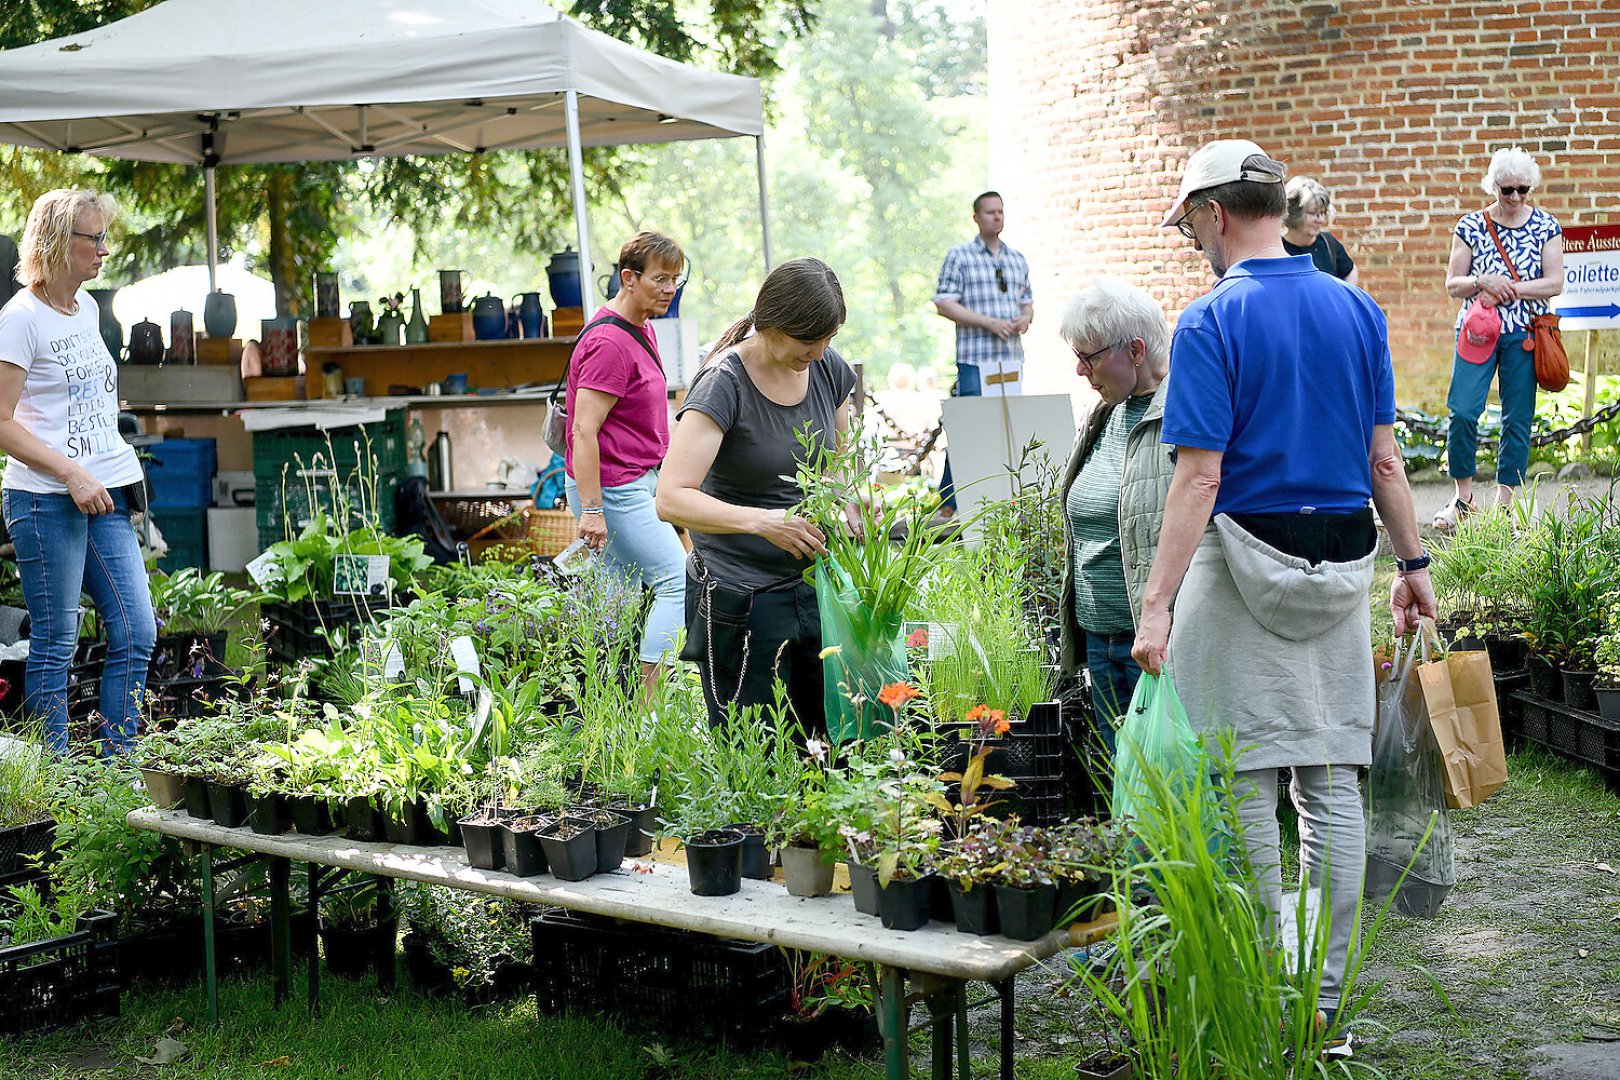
1161;139;1288;228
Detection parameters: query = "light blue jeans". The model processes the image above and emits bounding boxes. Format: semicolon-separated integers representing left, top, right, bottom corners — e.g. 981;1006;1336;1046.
1445;330;1534;487
3;487;156;754
565;469;686;664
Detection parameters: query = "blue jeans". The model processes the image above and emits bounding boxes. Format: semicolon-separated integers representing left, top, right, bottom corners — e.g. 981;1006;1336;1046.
566;469;686;664
3;487;156;754
1445;330;1534;487
1085;628;1141;759
938;363;981;509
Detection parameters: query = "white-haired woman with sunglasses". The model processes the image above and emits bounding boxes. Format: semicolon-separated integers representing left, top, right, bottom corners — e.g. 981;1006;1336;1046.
1434;147;1564;529
0;189;153;754
1056;278;1173;768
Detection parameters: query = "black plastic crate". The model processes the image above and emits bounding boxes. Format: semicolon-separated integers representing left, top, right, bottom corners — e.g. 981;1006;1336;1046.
1513;692;1620;772
262;596;395;667
531;908;790;1044
999;771;1069;827
0;907;120;1037
254;474;400;551
0;819;53;878
937;700;1064;780
1495;673;1529;747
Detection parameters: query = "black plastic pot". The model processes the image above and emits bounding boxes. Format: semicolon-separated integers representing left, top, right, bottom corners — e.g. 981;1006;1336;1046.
608;802;656;857
1597;685;1620;722
1485;635;1528;673
1562;669;1599;712
539;817;598;882
877;874;934;931
994;883;1059;941
1527;655;1561;700
320;919;395;979
205;781;248;828
181;775;211;819
343;796;384;842
1075;1052;1134;1079
586;810;632;873
726;822;771;880
1056;878;1111;926
848;862;880;916
947;880;998;936
685;828;745;897
288;794;336;836
461;818;506;871
414;799;451;846
383;803;420;845
501;818;550;877
246;792;289;835
930;874;955;922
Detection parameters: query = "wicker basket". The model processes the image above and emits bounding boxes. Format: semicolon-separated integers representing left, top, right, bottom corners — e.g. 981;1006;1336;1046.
468;506;575;558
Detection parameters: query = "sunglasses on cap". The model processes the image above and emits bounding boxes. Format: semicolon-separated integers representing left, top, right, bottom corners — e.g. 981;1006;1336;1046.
1498;185;1531;196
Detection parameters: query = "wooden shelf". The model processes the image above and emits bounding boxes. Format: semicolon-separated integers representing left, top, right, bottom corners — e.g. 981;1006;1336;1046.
306;338;572;396
122;391;553;414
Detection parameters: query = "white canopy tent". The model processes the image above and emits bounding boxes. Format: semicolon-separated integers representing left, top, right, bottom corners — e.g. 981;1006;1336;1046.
0;0;773;308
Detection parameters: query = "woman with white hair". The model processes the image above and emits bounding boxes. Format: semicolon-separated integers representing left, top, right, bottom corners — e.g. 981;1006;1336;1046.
1434;146;1564;529
1056;278;1174;761
0;189;154;754
1282;177;1358;284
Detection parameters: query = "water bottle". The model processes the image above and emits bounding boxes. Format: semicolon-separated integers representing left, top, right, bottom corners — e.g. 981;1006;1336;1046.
429;431;454;491
406;417;428;479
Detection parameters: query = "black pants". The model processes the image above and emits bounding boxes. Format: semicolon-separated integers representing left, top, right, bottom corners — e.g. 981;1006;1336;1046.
684;574;824;734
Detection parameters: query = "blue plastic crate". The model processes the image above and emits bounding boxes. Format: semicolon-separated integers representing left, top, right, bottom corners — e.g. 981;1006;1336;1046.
146;438;217;509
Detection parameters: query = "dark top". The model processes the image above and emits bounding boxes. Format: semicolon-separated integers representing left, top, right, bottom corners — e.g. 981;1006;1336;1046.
0;236;18;309
676;347;858;588
1282;230;1355;280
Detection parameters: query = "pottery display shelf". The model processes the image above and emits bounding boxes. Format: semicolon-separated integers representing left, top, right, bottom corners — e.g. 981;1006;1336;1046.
304;337;575;399
127;806;1115;1080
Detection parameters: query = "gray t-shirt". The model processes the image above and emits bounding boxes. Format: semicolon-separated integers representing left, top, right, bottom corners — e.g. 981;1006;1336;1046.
676;347;857;588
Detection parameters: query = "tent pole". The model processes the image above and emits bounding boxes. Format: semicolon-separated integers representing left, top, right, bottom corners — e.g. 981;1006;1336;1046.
564;90;595;314
204;163;219;294
755;135;774;274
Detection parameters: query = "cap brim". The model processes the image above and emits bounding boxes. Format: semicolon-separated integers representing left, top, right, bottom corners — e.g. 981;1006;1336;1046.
1160;198;1189;229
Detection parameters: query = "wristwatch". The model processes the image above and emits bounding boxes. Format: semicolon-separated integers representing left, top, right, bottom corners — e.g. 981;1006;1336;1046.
1395;551;1431;573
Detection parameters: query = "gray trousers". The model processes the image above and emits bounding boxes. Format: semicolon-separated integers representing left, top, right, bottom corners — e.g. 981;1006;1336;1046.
1232;764;1365;1012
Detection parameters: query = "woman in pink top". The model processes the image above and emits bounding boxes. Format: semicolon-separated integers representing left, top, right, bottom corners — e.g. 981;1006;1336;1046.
565;231;688;695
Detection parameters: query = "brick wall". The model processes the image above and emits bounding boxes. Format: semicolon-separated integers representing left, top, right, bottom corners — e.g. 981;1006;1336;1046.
989;0;1620;406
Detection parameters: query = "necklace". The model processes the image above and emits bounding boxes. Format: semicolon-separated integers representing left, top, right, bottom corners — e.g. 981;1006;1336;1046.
35;285;78;317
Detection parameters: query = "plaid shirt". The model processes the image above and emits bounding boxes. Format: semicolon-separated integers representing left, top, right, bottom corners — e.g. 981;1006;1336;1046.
934;236;1033;368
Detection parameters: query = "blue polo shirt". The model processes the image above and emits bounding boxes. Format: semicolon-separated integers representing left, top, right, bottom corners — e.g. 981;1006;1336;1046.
1161;255;1395;516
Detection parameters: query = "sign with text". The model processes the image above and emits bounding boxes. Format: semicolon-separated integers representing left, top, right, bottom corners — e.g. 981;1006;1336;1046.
1553;224;1620;331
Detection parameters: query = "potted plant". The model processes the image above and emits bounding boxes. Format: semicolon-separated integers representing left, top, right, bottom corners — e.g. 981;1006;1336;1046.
871;743;945;932
663;790;745;898
1595;622;1620;721
499;771;565;877
318;878;392;978
537;815;598;882
933;822;999;936
0;729;57;876
578;808;631;874
146;568;263;676
1048;820;1120;927
987;822;1059;942
768;736;848;898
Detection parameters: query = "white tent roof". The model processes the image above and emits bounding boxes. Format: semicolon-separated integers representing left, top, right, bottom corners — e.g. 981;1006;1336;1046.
0;0;763;164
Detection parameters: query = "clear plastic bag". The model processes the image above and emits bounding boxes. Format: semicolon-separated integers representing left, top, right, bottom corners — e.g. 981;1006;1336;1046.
1111;672;1201;823
1363;636;1456;918
816;558;906;743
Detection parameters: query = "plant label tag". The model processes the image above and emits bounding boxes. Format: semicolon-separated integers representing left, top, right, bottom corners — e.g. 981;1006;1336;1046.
245;551;281;586
553;538;595;577
448;634;480;693
383;642;406;682
333;554;390;597
903;620;958;661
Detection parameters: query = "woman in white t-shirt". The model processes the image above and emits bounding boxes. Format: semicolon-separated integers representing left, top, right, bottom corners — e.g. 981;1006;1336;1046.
0;190;154;754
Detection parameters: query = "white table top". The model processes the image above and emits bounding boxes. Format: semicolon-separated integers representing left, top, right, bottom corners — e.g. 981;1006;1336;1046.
127;807;1094;982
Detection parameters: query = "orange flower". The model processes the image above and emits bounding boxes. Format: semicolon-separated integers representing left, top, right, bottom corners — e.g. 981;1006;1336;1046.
878;682;920;708
994;715;1011;736
966;704;1007;737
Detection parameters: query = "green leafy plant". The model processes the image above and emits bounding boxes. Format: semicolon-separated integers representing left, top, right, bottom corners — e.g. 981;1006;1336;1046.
0;726;56;828
148;568;266;636
0;881;92;953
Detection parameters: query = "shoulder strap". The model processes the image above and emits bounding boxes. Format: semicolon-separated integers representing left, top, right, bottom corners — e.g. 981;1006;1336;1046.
1482;212;1521;282
550;313;661;404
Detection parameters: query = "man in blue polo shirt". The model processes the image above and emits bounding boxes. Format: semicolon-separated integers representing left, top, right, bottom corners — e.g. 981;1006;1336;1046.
1130;139;1436;1055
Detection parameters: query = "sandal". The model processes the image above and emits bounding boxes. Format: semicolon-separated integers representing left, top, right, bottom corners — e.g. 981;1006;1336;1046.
1431;497;1476;532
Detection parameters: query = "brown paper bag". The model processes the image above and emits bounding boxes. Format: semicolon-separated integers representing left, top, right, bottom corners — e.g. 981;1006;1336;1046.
1416;622;1507;809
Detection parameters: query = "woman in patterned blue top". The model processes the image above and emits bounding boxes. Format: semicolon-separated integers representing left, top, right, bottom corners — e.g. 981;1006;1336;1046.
1435;147;1564;529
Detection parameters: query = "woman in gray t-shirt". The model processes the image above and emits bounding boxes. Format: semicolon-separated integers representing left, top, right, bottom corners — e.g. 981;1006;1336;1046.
657;258;856;730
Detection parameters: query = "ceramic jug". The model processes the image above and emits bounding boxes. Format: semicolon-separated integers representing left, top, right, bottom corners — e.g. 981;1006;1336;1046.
376;306;404;348
546;248;583;309
203;290;237;338
127;317;164;365
471;294;507;340
349;300;374;345
511;292;545;339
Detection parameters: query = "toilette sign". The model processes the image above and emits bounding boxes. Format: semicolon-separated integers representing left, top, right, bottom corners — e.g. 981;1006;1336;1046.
1554;225;1620;331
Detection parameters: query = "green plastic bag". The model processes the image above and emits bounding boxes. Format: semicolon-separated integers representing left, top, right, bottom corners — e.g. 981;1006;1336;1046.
816;557;907;742
1111;672;1201;822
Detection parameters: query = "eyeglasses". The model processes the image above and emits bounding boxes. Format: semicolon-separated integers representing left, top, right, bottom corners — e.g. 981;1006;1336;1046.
634;269;688;290
72;230;108;248
1498;185;1531;196
1173;201;1213;241
1074;340;1126;372
995;265;1007;293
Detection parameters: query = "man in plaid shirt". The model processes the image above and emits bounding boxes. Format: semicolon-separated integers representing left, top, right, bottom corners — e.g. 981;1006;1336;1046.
933;191;1034;508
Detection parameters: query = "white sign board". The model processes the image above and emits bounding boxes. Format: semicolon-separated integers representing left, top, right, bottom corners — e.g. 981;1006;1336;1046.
940;393;1078;542
1553;225;1620;331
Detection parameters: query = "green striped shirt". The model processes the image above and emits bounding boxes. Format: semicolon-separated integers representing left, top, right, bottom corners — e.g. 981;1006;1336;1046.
1067;394;1154;634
